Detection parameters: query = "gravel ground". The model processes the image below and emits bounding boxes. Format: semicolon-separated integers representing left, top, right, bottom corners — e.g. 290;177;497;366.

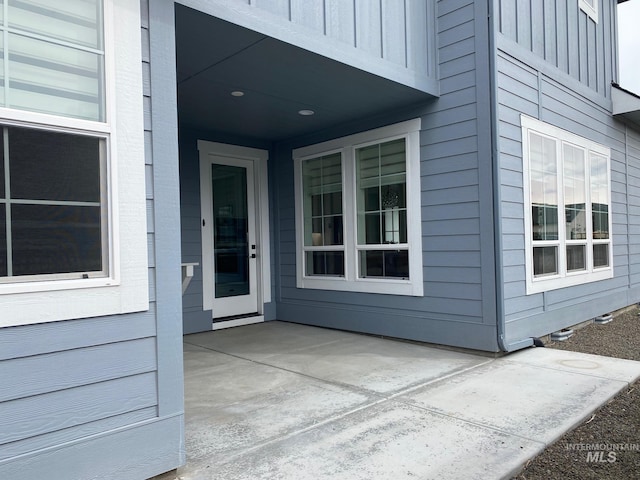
512;306;640;480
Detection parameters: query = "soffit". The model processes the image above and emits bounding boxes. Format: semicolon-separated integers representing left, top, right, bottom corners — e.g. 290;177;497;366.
175;5;432;142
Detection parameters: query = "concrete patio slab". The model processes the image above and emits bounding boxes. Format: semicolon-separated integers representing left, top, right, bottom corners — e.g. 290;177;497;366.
182;400;543;480
506;347;640;383
256;333;490;395
184;321;350;362
183;343;238;378
183;351;373;464
169;321;640;480
400;360;629;444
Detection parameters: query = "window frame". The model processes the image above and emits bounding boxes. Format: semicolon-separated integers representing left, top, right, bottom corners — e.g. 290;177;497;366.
0;0;148;327
521;115;613;295
578;0;598;23
299;148;345;277
293;119;423;297
0;123;110;282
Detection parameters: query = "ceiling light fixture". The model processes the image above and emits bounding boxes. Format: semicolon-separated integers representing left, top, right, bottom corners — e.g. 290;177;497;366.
231;90;245;97
298;109;315;116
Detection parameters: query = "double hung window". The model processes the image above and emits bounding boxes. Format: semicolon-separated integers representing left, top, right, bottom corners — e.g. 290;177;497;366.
522;116;612;294
0;0;107;282
0;0;148;327
294;119;423;296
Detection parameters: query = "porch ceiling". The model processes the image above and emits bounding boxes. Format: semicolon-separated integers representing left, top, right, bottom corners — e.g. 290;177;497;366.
175;5;433;142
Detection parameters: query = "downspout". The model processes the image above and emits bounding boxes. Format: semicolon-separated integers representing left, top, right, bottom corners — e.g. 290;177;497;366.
487;0;533;352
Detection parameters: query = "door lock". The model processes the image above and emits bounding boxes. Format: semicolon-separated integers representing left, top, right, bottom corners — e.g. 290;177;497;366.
250;253;256;259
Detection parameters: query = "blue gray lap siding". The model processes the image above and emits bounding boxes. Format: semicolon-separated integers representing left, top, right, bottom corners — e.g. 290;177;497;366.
271;0;499;352
0;1;184;479
496;0;640;343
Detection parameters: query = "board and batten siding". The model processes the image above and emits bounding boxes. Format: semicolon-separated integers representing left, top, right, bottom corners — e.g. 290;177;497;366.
497;0;616;101
176;0;438;95
272;0;499;351
0;2;184;479
496;51;640;343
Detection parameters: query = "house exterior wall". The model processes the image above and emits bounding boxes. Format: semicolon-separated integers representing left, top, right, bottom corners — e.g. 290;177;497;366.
0;1;185;479
495;0;640;343
177;0;438;95
271;0;500;352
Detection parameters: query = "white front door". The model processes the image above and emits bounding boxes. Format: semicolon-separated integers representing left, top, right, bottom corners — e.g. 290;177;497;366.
201;155;258;319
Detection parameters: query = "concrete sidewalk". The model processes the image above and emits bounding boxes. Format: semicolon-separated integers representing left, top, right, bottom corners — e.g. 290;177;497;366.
169;321;640;480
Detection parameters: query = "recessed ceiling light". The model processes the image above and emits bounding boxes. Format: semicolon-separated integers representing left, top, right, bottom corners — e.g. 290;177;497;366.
231;90;245;97
298;109;315;116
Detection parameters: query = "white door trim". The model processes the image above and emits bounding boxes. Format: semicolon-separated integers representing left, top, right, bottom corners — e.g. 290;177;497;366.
198;141;271;320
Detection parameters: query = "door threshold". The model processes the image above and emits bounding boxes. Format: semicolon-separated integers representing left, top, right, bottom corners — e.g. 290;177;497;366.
211;314;264;330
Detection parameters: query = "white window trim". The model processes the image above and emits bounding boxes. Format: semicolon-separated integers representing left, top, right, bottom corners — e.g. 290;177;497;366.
521;115;613;295
293;119;423;297
578;0;598;23
0;0;148;327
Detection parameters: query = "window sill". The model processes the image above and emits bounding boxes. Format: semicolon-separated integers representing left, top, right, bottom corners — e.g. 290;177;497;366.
298;275;423;297
0;276;119;295
526;268;613;295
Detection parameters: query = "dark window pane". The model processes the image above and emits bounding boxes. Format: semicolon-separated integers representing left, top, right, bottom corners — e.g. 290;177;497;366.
381;183;406;209
399;210;407;243
0;205;6;276
532;205;558;240
566;245;586;272
311;194;322;217
0;131;4;199
9;126;100;202
364;186;379;212
306;251;344;276
361;250;383;276
323;191;342;215
593;244;609;268
592;208;609;239
12;204;101;276
359;250;409;278
323;215;343;246
533;246;557;277
364;212;381;244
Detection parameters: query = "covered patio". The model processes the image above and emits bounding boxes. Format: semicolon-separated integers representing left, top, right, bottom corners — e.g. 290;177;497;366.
163;321;640;479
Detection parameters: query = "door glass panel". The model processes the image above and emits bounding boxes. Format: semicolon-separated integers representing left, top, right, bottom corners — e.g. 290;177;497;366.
212;164;249;299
